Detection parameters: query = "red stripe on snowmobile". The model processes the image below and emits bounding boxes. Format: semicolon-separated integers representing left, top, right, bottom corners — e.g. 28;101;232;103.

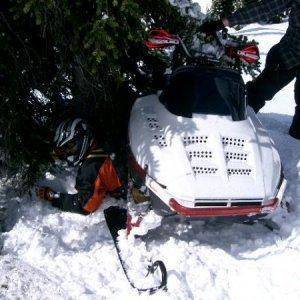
169;198;278;217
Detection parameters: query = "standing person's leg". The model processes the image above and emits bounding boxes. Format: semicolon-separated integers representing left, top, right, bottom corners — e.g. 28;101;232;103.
295;73;300;107
289;72;300;139
247;44;296;113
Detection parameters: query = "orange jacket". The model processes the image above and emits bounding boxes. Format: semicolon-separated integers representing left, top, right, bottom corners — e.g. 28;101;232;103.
83;156;122;213
52;149;123;214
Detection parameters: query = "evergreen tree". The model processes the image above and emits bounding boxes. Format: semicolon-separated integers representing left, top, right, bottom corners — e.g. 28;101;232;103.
0;0;260;189
0;0;195;188
211;0;235;18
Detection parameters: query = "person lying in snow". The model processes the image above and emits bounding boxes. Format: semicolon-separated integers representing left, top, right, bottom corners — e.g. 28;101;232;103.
200;0;300;139
36;118;124;214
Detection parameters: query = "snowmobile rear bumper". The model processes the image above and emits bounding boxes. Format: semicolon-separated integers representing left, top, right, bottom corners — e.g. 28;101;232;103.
169;198;279;218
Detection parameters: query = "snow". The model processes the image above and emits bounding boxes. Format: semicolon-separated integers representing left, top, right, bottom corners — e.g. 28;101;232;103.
1;10;300;300
193;0;213;14
31;89;51;105
169;0;212;19
169;0;205;20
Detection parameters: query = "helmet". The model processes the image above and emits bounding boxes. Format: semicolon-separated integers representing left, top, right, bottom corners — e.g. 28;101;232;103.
53;118;94;166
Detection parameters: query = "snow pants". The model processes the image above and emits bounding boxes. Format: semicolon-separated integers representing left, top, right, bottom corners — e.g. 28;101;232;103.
247;44;300;113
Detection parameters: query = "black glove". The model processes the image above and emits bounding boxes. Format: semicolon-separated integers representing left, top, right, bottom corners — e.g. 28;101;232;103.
199;19;225;34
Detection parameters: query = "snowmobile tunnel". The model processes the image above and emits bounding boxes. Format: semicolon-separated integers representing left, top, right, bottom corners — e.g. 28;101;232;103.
160;66;246;121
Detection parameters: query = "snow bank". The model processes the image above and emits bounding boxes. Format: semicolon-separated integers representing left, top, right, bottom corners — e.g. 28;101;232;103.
1;13;300;300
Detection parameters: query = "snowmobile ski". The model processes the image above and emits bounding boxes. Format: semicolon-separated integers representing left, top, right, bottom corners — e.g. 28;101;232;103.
104;206;167;294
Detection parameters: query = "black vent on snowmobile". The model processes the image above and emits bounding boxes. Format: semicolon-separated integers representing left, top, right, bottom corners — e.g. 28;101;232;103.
147;117;157;122
183;135;208;145
227;168;252;176
195;202;227;207
231;201;262;206
195;198;263;207
192;167;218;174
154;134;167;147
149;123;161;130
188;151;212;159
147;117;162;130
222;137;246;147
225;152;248;161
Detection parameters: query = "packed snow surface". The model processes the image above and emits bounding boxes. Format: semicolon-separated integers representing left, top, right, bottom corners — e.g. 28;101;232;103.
1;16;300;300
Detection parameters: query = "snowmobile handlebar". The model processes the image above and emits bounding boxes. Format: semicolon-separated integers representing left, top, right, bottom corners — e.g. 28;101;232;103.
145;28;260;66
145;29;192;57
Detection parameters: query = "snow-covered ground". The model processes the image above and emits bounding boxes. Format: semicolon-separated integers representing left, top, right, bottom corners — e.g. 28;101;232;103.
1;11;300;300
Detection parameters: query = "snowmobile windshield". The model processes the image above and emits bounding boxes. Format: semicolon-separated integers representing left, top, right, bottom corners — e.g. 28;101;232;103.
159;66;246;121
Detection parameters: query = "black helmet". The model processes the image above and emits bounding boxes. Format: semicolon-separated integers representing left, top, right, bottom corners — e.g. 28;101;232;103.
53;118;94;166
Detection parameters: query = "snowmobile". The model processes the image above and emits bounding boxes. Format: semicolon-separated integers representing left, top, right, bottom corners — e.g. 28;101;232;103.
128;29;287;224
105;29;288;294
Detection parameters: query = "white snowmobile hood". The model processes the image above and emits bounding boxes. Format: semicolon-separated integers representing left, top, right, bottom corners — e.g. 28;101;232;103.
129;94;282;205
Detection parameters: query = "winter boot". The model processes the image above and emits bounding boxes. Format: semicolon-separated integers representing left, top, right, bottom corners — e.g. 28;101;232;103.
289;106;300;139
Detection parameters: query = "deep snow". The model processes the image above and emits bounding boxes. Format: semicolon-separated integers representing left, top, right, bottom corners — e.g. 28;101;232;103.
1;5;300;300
